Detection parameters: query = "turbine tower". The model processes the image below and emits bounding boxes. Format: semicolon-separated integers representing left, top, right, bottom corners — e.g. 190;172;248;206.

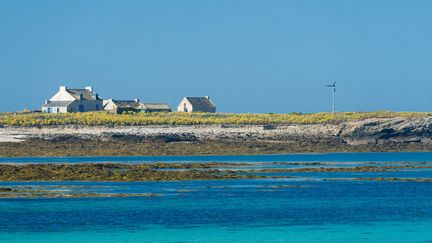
326;81;337;113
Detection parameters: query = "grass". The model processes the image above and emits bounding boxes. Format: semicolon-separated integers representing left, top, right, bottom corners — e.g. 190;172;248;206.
0;111;430;127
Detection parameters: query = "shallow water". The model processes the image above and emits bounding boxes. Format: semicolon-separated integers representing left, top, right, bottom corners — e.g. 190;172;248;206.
3;151;432;164
1;152;432;242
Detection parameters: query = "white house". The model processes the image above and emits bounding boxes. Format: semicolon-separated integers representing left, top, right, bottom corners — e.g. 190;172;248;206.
42;86;103;113
177;96;216;113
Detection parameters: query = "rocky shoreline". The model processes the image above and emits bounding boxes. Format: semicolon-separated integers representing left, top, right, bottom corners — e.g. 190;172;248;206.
1;116;432;156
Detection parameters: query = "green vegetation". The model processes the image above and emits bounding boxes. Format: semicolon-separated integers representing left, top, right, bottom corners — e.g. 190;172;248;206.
0;163;261;182
250;165;432;173
0;111;430;127
0;162;430;182
0;186;162;198
2;137;430;157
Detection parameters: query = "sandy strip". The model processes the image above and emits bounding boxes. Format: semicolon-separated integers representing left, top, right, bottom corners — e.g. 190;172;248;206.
0;135;25;143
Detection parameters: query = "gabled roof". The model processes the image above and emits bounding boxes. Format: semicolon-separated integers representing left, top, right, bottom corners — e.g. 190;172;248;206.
42;101;74;108
185;97;215;110
111;100;141;109
140;103;171;110
67;89;99;100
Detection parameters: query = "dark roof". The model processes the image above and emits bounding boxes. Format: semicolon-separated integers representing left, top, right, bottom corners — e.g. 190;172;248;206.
140;103;171;110
42;101;74;108
112;100;141;109
185;97;215;110
67;89;99;100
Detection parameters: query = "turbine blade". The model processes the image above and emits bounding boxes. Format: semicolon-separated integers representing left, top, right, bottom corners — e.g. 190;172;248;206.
333;81;337;85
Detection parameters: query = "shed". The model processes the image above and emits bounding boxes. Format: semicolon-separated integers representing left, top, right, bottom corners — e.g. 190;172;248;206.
177;96;216;113
140;103;171;113
103;99;141;114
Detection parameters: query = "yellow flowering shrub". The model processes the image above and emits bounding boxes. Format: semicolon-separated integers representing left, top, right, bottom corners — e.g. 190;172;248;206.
0;111;430;127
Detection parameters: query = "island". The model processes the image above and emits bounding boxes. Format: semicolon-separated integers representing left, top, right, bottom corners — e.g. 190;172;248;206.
1;111;432;157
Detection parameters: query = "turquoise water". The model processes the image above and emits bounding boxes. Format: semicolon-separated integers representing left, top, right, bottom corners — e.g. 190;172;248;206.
1;152;432;242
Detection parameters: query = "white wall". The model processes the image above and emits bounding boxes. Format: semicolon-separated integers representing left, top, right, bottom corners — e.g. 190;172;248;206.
42;100;103;113
42;106;68;113
177;98;193;112
103;100;116;111
49;90;75;101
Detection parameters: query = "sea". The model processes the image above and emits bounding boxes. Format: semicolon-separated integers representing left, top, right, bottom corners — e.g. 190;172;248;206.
1;152;432;242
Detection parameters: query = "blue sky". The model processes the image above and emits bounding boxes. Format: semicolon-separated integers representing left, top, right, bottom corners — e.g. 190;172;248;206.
1;0;431;113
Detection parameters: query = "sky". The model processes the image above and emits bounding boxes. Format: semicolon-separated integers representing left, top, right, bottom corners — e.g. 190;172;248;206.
1;0;432;113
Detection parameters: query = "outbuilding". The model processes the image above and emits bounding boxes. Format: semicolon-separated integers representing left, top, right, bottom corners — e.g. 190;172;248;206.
140;103;171;113
177;96;216;113
103;99;141;114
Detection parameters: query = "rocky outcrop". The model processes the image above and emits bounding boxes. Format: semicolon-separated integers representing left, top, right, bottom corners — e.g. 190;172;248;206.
1;117;432;152
339;117;432;145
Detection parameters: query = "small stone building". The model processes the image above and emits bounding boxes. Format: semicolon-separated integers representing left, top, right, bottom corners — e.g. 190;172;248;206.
140;103;171;113
103;99;141;114
177;96;216;113
42;86;103;113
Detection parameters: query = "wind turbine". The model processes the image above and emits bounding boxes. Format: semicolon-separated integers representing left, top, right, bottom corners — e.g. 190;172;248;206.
326;81;337;113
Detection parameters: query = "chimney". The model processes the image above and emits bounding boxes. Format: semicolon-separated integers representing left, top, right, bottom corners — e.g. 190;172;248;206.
134;98;140;103
59;86;67;91
85;86;93;92
95;93;99;100
44;100;49;105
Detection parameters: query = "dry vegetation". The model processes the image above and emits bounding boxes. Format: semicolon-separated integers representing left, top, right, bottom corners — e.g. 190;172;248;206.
0;111;430;127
